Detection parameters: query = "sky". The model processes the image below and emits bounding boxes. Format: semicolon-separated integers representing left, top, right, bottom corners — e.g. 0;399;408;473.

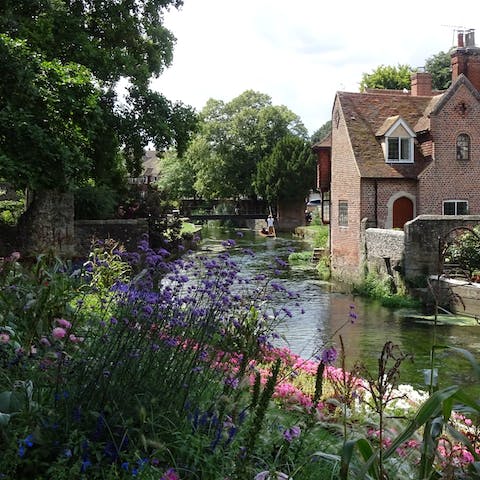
152;0;480;137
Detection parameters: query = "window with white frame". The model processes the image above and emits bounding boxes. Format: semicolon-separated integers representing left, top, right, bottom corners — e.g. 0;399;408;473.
387;136;413;162
380;117;415;164
456;134;470;160
443;200;468;215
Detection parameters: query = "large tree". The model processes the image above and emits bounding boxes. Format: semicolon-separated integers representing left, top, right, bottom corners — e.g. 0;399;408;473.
0;0;198;183
0;34;101;192
254;134;316;205
360;64;413;91
425;50;452;91
190;90;307;199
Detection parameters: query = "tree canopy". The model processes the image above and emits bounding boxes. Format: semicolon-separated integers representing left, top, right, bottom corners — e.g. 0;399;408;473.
311;120;332;144
425;50;452;90
0;0;198;192
360;64;413;91
182;90;308;200
359;51;453;94
0;35;102;191
254;135;316;205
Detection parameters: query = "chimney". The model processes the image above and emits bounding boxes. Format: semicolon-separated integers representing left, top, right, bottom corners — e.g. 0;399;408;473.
451;29;480;91
411;71;432;96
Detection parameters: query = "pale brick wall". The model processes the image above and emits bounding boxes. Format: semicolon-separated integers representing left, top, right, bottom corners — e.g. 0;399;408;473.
330;99;363;282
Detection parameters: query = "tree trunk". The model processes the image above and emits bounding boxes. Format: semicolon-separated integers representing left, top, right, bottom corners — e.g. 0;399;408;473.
18;190;75;258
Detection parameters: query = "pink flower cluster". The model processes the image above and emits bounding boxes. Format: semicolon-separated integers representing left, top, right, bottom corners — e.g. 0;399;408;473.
51;318;83;343
0;333;10;344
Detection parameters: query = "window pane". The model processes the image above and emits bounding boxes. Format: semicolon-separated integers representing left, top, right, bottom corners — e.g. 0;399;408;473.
388;138;399;160
457;201;468;214
400;138;410;160
338;200;348;226
456;134;470;160
443;202;455;215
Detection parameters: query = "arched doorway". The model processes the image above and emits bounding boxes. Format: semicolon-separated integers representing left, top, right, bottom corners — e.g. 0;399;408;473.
392;196;414;228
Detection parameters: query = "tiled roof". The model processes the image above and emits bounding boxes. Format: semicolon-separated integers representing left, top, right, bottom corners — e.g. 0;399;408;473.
337;90;441;178
312;133;331;150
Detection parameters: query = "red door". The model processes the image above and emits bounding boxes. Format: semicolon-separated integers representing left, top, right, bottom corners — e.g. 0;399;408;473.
392;197;413;228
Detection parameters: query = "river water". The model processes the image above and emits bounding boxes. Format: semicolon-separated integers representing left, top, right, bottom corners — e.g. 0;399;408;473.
199;227;480;392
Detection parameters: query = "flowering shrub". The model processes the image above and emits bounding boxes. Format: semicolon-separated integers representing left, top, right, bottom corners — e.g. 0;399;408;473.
0;238;479;480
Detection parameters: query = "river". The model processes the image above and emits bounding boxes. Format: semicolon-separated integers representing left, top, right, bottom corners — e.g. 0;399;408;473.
199;226;480;392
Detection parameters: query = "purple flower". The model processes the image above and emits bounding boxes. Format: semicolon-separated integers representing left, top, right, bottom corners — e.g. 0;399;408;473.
283;425;301;442
349;304;358;323
321;346;338;365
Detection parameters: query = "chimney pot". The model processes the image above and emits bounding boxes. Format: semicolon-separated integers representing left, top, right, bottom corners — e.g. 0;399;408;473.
458;32;465;48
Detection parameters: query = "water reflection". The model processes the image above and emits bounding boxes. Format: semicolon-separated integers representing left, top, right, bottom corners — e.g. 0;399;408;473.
198;227;479;391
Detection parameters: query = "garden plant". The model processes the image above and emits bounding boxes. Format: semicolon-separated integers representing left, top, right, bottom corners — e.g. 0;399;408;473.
0;236;479;479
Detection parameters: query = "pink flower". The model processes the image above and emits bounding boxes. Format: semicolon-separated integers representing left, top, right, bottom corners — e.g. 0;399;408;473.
69;334;84;343
161;468;179;480
40;337;51;347
0;333;10;344
55;318;72;329
52;327;67;339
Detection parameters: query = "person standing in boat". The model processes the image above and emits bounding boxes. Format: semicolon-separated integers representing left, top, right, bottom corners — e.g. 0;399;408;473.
266;214;275;234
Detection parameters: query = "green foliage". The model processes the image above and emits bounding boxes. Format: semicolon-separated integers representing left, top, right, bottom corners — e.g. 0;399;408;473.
444;226;480;277
311;120;332;144
288;251;313;264
0;194;24;226
360;64;413;91
425;50;452;90
0;0;198;187
190;90;308;199
0;34;102;191
354;271;420;309
157;147;198;201
255;134;316;204
312;225;329;249
316;256;331;281
73;184;119;220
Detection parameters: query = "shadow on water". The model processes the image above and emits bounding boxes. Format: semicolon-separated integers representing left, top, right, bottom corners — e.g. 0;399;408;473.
198;226;480;391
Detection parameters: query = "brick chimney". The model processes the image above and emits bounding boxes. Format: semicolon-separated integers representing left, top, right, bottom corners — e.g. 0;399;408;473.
451;29;480;91
411;71;432;96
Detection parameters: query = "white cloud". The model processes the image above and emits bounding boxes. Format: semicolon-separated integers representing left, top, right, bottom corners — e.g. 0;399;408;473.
153;0;480;135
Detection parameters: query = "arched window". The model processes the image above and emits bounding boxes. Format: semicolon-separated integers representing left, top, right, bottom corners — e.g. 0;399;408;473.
456;134;470;160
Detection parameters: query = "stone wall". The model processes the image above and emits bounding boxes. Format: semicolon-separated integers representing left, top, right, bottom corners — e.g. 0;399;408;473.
404;215;480;281
74;219;149;258
364;228;405;282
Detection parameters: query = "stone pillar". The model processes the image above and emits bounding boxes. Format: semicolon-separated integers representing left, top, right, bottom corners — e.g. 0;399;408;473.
18;190;75;258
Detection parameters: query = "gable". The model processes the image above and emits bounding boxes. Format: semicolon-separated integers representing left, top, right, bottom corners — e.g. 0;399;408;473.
431;74;480;115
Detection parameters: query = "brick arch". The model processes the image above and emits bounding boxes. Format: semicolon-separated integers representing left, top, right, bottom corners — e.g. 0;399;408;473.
386;192;416;229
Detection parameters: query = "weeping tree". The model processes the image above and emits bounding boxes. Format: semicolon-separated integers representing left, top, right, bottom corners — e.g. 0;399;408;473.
254;134;316;227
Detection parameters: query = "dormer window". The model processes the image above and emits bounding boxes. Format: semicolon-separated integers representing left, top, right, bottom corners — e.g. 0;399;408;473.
456;134;470;160
376;116;415;164
387;137;412;162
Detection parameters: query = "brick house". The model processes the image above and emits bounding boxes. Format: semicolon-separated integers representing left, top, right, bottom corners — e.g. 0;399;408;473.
318;30;480;282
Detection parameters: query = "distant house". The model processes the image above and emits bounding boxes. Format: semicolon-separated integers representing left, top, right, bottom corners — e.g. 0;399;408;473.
318;29;480;281
311;133;331;224
128;150;161;187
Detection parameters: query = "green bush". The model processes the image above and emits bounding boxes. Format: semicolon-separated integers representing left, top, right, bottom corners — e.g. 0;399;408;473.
74;184;119;220
0;195;25;226
445;226;480;277
354;271;420;309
